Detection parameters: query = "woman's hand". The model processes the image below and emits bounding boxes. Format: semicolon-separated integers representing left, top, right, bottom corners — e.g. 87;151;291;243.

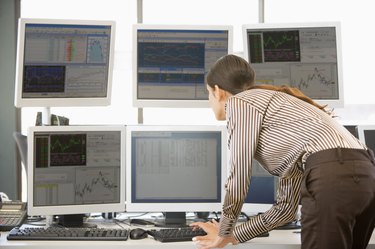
190;219;238;249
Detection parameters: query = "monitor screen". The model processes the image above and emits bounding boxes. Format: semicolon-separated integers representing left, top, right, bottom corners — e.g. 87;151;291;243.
241;160;278;214
343;125;359;139
125;125;227;217
357;125;375;152
243;22;344;107
133;24;233;108
27;125;125;217
15;18;115;107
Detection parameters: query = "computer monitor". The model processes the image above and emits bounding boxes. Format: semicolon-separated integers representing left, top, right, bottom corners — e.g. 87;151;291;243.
27;125;125;227
243;22;344;108
15;18;115;107
241;160;278;214
357;125;375;152
125;125;227;226
343;125;359;139
133;24;233;108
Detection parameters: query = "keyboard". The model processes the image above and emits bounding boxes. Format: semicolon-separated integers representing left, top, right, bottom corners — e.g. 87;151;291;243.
7;226;129;241
148;227;206;242
147;226;269;243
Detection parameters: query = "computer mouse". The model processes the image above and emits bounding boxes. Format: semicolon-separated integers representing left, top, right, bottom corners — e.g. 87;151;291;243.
130;228;148;240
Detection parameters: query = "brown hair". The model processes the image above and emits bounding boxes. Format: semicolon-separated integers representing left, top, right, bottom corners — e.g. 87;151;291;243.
206;54;328;112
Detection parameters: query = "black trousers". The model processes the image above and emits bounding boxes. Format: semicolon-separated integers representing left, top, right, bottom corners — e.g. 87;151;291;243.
301;148;375;249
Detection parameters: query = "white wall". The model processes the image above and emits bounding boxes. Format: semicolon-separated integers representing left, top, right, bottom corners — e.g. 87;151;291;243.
0;0;19;200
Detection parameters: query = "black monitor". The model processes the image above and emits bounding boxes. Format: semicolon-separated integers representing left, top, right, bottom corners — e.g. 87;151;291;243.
343;125;359;139
241;160;277;214
357;125;375;152
242;161;301;229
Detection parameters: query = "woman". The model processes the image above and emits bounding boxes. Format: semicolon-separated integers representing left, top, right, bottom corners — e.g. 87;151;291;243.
191;54;375;249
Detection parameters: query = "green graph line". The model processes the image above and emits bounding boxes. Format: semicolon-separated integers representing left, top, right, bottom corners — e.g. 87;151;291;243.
50;135;85;153
263;32;297;49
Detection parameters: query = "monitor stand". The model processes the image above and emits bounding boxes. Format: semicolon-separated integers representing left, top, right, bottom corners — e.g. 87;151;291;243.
154;212;188;228
56;214;97;228
36;109;70;126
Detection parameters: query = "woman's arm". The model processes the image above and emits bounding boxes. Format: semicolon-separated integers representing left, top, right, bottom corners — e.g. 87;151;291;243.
219;96;263;237
233;166;303;242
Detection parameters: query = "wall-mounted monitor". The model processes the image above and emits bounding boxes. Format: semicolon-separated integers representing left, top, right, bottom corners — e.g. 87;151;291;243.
243;22;344;108
357;125;375;152
27;125;125;227
15;18;115;107
133;24;233;108
126;125;227;226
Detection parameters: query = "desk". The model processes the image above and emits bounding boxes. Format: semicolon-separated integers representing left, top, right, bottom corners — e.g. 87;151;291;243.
1;214;375;249
1;229;375;249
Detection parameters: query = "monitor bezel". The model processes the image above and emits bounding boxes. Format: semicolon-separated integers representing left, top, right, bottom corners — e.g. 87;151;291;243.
357;125;375;147
27;125;126;216
132;24;233;108
242;21;344;108
15;18;116;107
125;124;228;212
342;124;359;139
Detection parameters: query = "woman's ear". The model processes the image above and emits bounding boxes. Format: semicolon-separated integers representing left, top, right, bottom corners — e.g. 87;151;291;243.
214;85;230;101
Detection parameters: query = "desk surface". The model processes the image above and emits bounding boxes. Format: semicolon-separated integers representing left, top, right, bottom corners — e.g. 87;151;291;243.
1;216;374;249
1;229;375;249
0;229;301;249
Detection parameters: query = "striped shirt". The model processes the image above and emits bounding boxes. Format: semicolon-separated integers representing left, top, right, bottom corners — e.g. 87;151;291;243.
219;89;366;242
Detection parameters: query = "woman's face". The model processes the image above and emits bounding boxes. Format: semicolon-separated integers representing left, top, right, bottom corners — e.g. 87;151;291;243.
207;84;227;121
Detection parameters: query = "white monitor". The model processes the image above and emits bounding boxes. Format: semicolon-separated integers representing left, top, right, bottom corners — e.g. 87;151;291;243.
357;125;375;152
133;24;233;108
15;18;115;107
125;125;227;225
243;22;344;108
27;125;125;225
